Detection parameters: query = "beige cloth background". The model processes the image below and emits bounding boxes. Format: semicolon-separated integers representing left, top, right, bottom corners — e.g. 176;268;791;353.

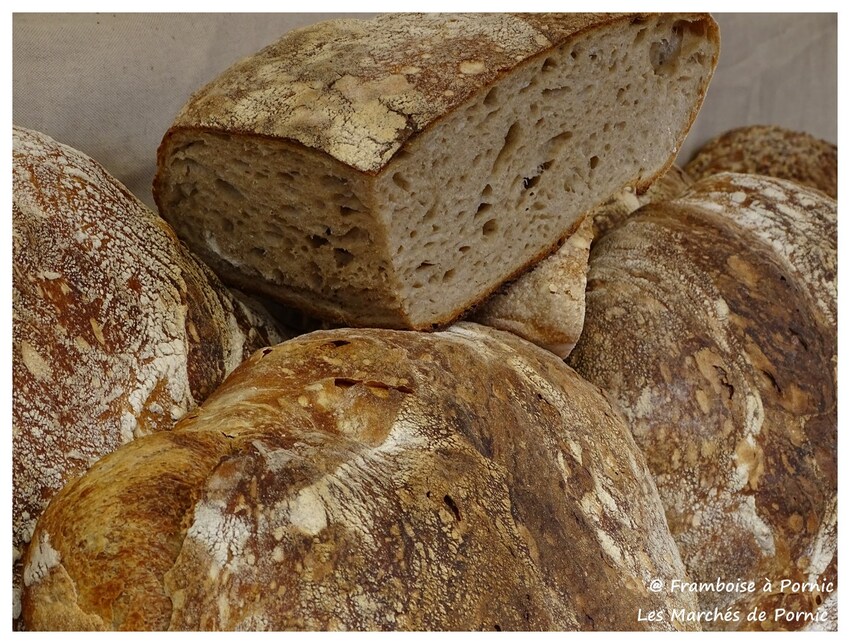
13;13;837;208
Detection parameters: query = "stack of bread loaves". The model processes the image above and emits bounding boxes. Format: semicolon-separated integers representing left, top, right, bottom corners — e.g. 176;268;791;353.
16;11;836;633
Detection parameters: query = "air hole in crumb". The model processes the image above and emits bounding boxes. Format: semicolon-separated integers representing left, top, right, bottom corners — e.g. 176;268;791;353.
650;25;684;75
334;248;354;267
442;269;455;282
416;261;435;272
482;184;494;198
542;57;557;72
483;85;500;107
392;173;411;190
250;247;267;257
547;131;573;154
482;219;498;236
474;202;492;220
589;156;600;170
308;235;329;248
339;206;358;217
493;122;523;172
339;227;369;243
523;174;542;191
459;245;471;254
215;178;243;199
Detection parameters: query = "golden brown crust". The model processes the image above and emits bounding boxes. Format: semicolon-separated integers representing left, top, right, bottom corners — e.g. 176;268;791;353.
162;14;622;174
24;324;699;631
570;173;836;631
12;126;285;623
685;125;837;198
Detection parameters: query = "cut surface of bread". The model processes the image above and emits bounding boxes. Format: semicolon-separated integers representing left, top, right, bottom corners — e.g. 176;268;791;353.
155;12;719;329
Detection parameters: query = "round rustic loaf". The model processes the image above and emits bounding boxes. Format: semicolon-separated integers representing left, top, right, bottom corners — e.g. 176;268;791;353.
12;125;285;622
23;323;698;631
569;173;836;631
684;125;837;198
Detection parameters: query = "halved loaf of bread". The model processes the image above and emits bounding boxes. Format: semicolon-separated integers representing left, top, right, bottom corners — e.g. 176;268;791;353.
154;12;719;329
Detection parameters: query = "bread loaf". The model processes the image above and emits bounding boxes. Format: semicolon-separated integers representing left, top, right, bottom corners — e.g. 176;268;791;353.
685;125;837;198
154;13;719;329
472;164;692;358
23;323;699;631
569;173;836;630
12;126;286;622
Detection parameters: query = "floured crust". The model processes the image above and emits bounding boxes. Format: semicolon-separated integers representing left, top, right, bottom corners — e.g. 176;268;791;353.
685;125;837;198
24;324;698;631
12;126;285;623
570;173;836;631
